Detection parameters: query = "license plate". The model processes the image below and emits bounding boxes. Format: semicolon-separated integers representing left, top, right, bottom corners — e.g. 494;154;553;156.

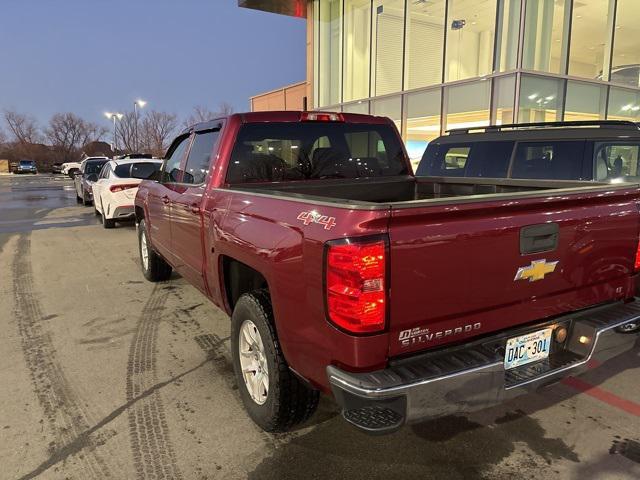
504;328;552;370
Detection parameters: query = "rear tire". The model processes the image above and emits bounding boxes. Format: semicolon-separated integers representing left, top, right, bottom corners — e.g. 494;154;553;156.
82;192;91;206
231;289;319;432
102;213;115;229
138;219;172;281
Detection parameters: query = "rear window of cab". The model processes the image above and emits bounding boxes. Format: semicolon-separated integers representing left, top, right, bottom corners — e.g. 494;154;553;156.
226;122;408;184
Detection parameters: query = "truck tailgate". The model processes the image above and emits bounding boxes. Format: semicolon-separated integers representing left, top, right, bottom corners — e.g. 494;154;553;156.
387;186;640;358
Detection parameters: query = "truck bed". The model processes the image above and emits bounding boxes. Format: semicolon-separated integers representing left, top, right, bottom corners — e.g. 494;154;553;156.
232;175;617;207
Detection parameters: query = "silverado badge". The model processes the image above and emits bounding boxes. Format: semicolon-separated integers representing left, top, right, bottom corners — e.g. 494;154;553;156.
514;259;559;282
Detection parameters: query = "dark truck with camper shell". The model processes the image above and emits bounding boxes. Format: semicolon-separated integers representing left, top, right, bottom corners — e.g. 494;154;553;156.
134;111;640;434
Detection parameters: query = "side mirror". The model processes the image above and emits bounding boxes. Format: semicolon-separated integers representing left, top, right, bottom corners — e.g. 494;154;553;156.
87;173;98;182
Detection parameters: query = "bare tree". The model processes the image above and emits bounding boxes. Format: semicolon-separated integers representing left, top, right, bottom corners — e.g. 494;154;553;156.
44;112;108;162
183;102;234;128
3;110;40;144
140;111;178;157
0;127;6;146
114;111;137;153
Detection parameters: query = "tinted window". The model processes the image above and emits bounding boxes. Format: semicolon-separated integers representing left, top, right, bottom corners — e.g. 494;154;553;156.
511;141;585;180
593;142;640;181
114;162;161;179
162;136;191;183
417;141;514;178
99;164;110;179
183;130;220;184
226;122;408;184
84;161;107;175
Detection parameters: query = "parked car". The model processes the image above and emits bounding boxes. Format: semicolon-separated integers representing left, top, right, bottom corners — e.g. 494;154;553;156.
416;120;640;183
134;111;640;435
73;158;108;205
15;160;37;174
51;163;64;174
92;158;162;228
63;156;107;178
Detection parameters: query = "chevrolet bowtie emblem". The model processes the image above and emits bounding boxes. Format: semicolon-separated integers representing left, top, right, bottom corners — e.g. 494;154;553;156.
514;259;559;282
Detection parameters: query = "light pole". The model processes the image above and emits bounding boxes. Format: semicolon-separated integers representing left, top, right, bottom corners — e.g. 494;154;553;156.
104;112;124;155
134;99;147;152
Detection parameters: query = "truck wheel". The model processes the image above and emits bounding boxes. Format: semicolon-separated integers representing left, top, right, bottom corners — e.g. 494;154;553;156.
138;219;172;281
231;290;319;432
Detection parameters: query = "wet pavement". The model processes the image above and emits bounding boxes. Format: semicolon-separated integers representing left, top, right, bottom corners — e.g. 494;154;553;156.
0;174;639;480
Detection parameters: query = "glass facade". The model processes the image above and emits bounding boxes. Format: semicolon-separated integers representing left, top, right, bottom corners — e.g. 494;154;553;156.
311;0;640;150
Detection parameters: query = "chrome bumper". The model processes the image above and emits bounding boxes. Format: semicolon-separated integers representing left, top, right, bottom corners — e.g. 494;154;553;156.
327;300;640;434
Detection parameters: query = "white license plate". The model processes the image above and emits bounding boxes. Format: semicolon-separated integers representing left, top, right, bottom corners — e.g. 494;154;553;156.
504;328;552;370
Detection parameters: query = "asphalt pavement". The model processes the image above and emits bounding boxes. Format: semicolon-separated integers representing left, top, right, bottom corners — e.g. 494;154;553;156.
0;174;639;480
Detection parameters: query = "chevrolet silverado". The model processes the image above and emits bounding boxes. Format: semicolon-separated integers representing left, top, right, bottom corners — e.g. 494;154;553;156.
134;111;640;434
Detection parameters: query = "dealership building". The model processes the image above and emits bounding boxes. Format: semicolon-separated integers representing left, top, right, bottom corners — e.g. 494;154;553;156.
240;0;640;159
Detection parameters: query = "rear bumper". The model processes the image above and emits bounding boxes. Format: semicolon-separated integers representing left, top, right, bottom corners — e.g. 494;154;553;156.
328;300;640;434
112;205;135;220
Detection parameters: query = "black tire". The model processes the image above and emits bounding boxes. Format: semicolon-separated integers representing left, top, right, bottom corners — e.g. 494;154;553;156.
102;213;115;229
231;289;319;432
82;192;91;206
138;219;172;281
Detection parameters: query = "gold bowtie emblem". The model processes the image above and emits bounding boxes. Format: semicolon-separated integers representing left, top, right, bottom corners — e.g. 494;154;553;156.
514;259;559;282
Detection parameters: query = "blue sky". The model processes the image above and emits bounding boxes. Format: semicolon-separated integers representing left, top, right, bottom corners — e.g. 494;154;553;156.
0;0;306;128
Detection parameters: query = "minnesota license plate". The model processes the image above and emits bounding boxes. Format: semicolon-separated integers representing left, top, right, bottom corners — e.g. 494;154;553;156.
504;328;552;370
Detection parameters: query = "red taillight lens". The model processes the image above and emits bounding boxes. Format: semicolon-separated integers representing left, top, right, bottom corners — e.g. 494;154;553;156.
635;240;640;270
110;184;138;193
325;239;387;334
301;112;344;122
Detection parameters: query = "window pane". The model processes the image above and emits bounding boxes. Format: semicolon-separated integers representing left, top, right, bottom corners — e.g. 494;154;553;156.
405;89;441;170
495;0;521;72
163;137;190;183
607;87;640;121
344;0;371;101
445;0;497;82
342;101;370;114
564;81;607;121
183;131;220;184
404;0;445;90
518;75;564;122
511;141;585;180
319;0;342;107
370;95;402;133
372;0;405;96
523;0;569;74
492;75;516;125
611;0;640;88
417;141;513;178
594;142;640;181
226;123;408;184
568;0;615;80
445;81;491;131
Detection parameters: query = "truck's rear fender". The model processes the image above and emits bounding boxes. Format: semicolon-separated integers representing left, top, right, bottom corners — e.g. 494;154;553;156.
212;189;392;392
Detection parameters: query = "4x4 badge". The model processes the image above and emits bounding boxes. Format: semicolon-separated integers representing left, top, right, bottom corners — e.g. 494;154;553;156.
514;259;559;282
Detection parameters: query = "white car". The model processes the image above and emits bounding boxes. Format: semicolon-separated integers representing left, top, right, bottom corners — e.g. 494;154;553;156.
92;158;162;228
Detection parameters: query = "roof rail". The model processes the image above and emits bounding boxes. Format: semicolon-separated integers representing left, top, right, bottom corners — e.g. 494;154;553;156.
447;120;640;135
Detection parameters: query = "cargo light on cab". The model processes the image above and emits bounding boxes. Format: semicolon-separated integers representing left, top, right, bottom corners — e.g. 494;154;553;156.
301;112;344;122
325;237;387;334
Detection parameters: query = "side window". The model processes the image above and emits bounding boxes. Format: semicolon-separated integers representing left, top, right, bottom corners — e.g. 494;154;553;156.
443;147;470;170
417;142;513;178
162;136;191;183
511;142;585;180
593;143;640;181
183;130;221;184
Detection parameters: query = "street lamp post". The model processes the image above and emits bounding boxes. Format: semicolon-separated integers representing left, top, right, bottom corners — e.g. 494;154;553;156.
134;99;147;152
104;112;124;155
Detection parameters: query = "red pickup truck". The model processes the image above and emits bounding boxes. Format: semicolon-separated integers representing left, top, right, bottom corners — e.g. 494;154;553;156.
135;111;640;434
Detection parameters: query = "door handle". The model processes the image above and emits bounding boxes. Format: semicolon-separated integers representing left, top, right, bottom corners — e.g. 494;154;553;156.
520;223;559;254
162;195;170;205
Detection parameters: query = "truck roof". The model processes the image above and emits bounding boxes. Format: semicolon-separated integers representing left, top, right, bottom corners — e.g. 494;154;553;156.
181;111;392;135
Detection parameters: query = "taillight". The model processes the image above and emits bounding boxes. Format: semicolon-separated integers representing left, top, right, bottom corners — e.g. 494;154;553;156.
301;112;344;122
110;184;138;193
635;239;640;270
325;237;387;334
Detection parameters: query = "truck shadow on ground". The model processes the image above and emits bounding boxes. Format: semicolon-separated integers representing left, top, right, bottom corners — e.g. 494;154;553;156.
246;346;639;480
